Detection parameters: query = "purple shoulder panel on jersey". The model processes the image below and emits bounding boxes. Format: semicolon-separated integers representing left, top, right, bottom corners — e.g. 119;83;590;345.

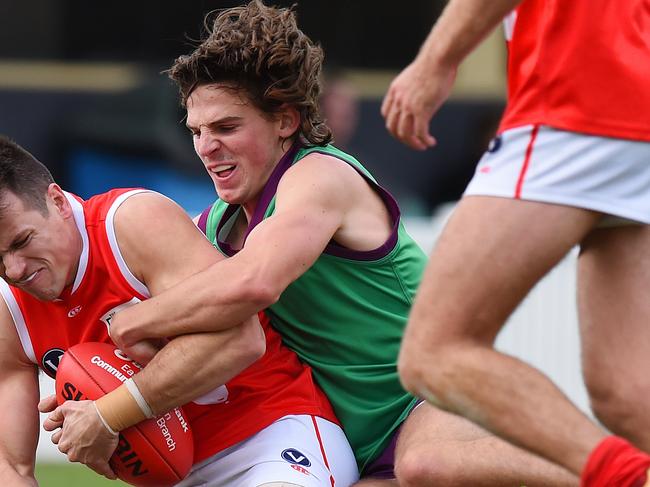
197;205;212;236
216;142;300;257
247;142;301;232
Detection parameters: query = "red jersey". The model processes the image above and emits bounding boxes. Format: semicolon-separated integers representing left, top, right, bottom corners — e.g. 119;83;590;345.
0;189;338;464
499;0;650;141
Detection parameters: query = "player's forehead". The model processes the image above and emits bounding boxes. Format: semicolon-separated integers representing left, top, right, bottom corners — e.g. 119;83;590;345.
186;84;253;124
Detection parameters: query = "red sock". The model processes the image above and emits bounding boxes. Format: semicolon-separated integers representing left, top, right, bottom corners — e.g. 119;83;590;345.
581;436;650;487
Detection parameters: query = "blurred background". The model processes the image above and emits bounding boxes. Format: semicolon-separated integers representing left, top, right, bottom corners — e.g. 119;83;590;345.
0;0;506;216
0;1;588;485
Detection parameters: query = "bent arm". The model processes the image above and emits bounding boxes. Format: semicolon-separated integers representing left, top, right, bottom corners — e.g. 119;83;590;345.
41;193;266;474
134;318;264;415
0;300;40;486
110;155;353;345
382;0;522;149
97;193;265;425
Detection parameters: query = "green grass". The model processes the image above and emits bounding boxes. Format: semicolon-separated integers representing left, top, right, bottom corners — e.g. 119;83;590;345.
36;463;128;487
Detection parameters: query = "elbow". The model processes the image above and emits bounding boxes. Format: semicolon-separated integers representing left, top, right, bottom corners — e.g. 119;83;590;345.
250;318;267;360
238;272;282;309
238;318;267;366
244;334;266;365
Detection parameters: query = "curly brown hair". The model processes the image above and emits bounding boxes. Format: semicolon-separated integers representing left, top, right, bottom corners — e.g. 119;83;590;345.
168;0;331;146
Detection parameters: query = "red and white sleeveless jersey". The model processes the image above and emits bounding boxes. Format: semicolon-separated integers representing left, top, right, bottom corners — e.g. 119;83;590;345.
499;0;650;141
0;189;338;464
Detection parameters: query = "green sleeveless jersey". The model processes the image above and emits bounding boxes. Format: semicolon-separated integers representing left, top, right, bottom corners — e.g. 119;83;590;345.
204;144;427;471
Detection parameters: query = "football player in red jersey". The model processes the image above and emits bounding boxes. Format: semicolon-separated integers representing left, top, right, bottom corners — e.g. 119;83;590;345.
0;136;358;486
383;0;650;485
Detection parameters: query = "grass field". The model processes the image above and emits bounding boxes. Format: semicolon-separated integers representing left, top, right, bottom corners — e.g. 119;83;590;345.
36;463;128;487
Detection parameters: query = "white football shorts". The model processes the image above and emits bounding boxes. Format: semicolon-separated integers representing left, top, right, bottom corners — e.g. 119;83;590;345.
464;124;650;225
175;415;359;487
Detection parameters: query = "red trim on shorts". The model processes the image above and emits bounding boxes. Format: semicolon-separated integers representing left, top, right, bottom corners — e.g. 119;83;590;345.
515;124;540;198
311;416;335;487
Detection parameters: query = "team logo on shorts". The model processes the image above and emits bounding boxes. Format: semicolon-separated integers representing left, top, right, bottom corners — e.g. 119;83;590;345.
281;448;311;467
487;135;502;153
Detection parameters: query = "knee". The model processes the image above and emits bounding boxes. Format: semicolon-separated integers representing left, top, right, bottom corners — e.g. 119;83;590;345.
584;375;640;433
586;383;618;427
395;448;458;487
397;342;469;407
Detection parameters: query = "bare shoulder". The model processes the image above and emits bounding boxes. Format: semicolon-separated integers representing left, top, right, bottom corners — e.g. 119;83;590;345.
111;191;220;293
112;191;206;249
278;151;364;203
112;191;189;230
276;151;392;250
283;151;360;181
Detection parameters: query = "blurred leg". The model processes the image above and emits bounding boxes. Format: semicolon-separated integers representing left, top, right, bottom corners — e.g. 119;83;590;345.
579;225;650;450
399;196;605;474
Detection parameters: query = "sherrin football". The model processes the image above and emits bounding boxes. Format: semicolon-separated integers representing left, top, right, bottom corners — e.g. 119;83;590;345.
55;342;193;487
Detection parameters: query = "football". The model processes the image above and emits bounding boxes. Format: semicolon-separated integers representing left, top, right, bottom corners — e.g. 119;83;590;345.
55;342;194;487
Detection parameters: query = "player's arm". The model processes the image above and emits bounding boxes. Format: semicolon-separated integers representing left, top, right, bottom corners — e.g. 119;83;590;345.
109;153;354;345
44;193;265;475
414;0;522;70
0;299;40;486
382;0;522;149
104;192;266;412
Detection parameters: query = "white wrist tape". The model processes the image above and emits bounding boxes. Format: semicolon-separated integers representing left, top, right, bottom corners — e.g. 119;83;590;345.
93;401;119;436
124;377;154;419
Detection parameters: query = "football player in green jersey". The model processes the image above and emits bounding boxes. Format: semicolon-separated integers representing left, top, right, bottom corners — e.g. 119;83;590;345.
110;2;576;485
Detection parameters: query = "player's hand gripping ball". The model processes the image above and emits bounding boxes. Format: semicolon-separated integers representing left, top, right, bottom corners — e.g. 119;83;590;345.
55;342;193;487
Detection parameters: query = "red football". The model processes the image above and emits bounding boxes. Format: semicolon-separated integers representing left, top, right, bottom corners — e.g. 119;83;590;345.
55;342;194;487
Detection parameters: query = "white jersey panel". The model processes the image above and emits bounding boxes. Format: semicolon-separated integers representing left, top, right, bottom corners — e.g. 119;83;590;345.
0;278;37;363
104;189;152;299
64;192;89;294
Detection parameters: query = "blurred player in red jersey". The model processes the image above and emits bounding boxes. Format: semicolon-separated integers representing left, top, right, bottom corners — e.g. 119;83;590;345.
382;0;650;486
0;136;358;486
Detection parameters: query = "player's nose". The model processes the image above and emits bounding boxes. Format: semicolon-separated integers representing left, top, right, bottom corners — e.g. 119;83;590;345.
195;132;221;159
3;253;28;282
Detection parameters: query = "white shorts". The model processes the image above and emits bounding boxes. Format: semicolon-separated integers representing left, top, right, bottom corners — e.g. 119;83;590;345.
175;415;359;487
464;125;650;224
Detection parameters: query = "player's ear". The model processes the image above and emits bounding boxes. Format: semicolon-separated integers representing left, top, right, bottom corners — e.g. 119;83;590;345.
277;104;300;138
47;183;72;218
